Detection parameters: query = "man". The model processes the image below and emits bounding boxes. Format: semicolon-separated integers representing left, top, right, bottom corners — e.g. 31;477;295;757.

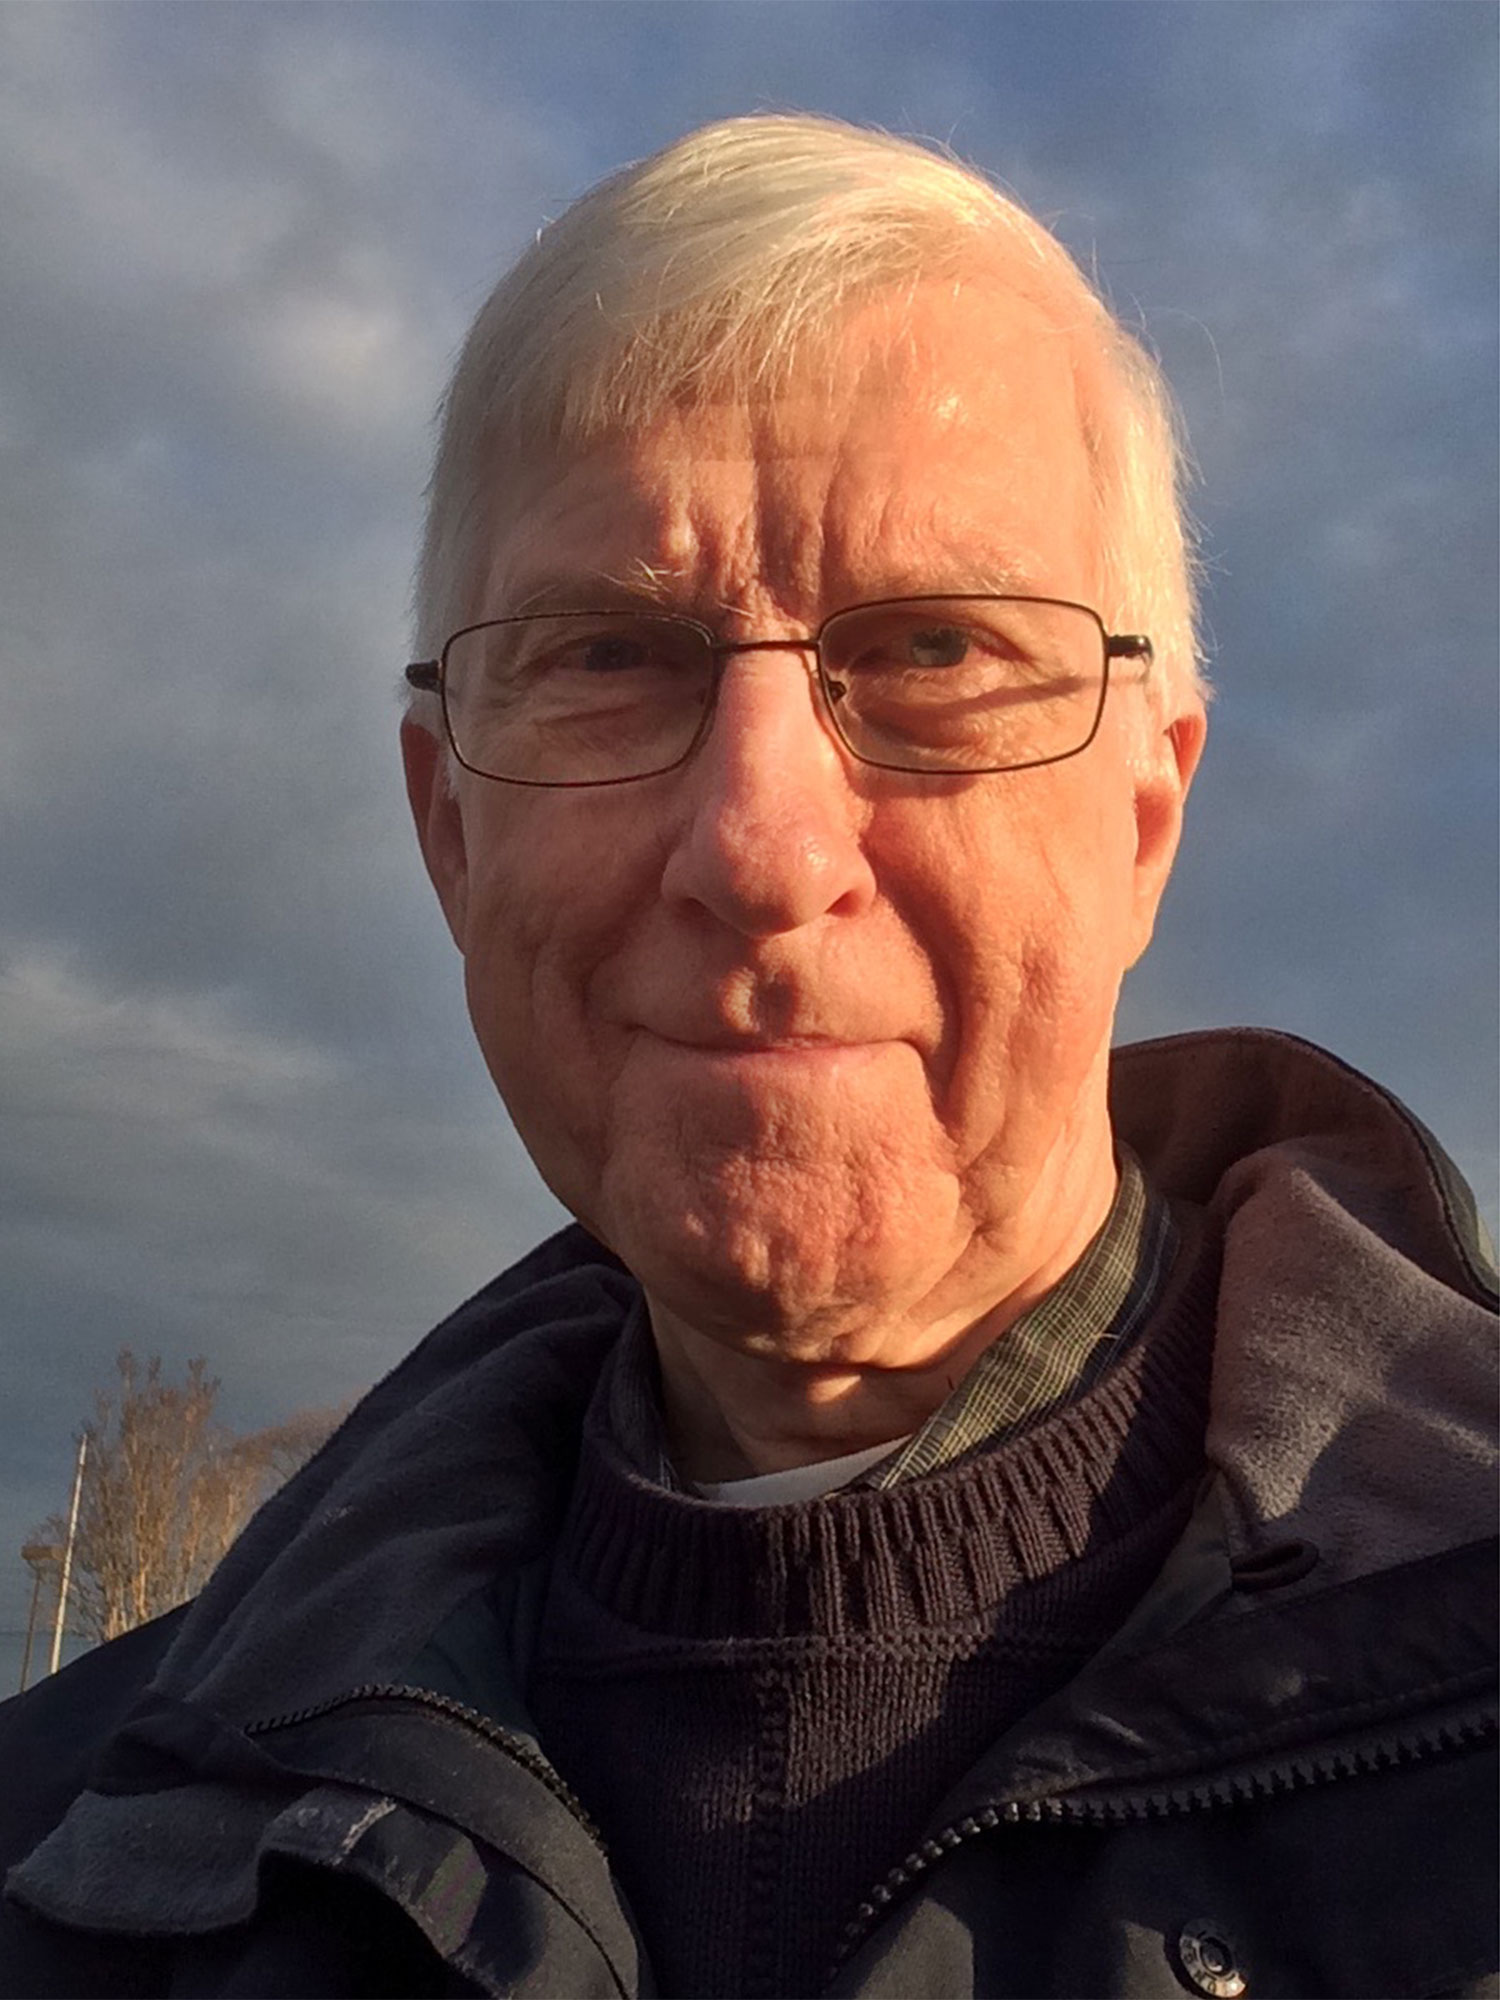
2;115;1495;1999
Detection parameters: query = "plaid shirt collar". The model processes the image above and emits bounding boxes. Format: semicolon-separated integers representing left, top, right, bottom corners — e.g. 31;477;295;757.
859;1147;1174;1487
604;1147;1178;1494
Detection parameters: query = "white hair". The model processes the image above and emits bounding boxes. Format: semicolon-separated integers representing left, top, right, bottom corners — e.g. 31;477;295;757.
413;114;1205;722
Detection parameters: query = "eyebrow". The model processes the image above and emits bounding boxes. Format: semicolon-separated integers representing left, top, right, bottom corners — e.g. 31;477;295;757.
503;568;687;618
498;556;1050;623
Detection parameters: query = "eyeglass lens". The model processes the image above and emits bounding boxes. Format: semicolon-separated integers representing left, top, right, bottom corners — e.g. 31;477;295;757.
440;599;1109;785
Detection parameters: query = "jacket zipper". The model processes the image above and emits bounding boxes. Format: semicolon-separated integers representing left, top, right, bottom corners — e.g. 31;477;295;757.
244;1687;1494;1985
828;1706;1496;1980
243;1682;607;1850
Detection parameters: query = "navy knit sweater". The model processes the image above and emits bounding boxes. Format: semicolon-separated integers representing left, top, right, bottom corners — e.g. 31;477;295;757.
528;1208;1220;1998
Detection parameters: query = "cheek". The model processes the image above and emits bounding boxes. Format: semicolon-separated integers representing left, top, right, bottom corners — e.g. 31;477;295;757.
909;774;1138;1141
453;800;658;1205
458;836;553;1056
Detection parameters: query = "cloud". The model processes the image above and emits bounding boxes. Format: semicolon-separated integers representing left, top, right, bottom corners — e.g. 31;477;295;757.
0;0;1493;1671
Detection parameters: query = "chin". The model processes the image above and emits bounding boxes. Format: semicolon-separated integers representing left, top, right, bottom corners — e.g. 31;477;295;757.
596;1143;963;1352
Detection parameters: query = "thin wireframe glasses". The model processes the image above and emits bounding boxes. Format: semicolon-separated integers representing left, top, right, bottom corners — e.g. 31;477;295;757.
404;595;1153;788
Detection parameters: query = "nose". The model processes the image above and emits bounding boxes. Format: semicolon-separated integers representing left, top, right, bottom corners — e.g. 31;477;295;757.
659;645;877;938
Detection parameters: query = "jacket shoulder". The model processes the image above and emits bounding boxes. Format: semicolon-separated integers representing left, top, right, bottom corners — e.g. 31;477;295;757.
0;1607;187;1868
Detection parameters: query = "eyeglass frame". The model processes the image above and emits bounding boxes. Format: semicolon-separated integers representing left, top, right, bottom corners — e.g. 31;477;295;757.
404;594;1154;789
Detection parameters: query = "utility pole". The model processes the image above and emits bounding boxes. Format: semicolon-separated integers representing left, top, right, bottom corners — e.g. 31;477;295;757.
48;1432;88;1677
18;1544;60;1694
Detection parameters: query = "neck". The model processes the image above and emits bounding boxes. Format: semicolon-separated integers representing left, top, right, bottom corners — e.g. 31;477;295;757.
648;1129;1119;1483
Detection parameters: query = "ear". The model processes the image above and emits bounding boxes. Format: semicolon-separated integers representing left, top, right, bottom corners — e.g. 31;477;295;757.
1125;705;1206;967
400;713;470;950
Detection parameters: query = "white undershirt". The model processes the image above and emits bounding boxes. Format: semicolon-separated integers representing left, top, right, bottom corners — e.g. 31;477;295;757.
692;1435;913;1507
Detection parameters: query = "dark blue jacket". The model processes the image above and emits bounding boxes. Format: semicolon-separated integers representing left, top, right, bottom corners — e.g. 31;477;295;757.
3;1032;1496;1997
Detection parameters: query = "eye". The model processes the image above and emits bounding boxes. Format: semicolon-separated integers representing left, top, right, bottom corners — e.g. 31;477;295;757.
546;618;708;680
903;625;970;669
573;634;654;674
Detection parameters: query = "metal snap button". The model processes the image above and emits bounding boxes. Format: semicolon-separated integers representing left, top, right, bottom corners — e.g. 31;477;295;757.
1177;1918;1247;1998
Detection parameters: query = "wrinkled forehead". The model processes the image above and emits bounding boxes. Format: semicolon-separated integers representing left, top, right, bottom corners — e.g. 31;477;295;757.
475;281;1103;623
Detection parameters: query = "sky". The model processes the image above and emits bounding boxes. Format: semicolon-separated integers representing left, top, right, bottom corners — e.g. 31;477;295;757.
1;0;1495;1682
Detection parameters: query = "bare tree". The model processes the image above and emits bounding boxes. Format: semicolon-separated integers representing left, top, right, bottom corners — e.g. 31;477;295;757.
236;1405;347;1491
26;1351;342;1647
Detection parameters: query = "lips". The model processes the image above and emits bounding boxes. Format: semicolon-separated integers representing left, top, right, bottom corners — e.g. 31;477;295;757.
613;962;926;1059
651;1028;873;1054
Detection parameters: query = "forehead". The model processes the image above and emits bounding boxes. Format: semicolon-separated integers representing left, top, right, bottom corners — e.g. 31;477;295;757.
478;282;1100;620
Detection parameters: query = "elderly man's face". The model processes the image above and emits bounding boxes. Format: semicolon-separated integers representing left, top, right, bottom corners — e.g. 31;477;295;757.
405;284;1202;1366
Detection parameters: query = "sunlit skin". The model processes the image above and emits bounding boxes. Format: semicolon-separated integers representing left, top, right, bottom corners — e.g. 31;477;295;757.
403;281;1205;1481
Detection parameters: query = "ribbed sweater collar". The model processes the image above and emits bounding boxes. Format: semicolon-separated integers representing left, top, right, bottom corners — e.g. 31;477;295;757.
557;1208;1220;1641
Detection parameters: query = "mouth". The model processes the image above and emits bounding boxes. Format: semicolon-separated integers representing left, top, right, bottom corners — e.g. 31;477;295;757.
657;1030;864;1053
641;1028;896;1074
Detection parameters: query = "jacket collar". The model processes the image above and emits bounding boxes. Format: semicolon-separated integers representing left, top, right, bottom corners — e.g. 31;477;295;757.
1112;1029;1496;1588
